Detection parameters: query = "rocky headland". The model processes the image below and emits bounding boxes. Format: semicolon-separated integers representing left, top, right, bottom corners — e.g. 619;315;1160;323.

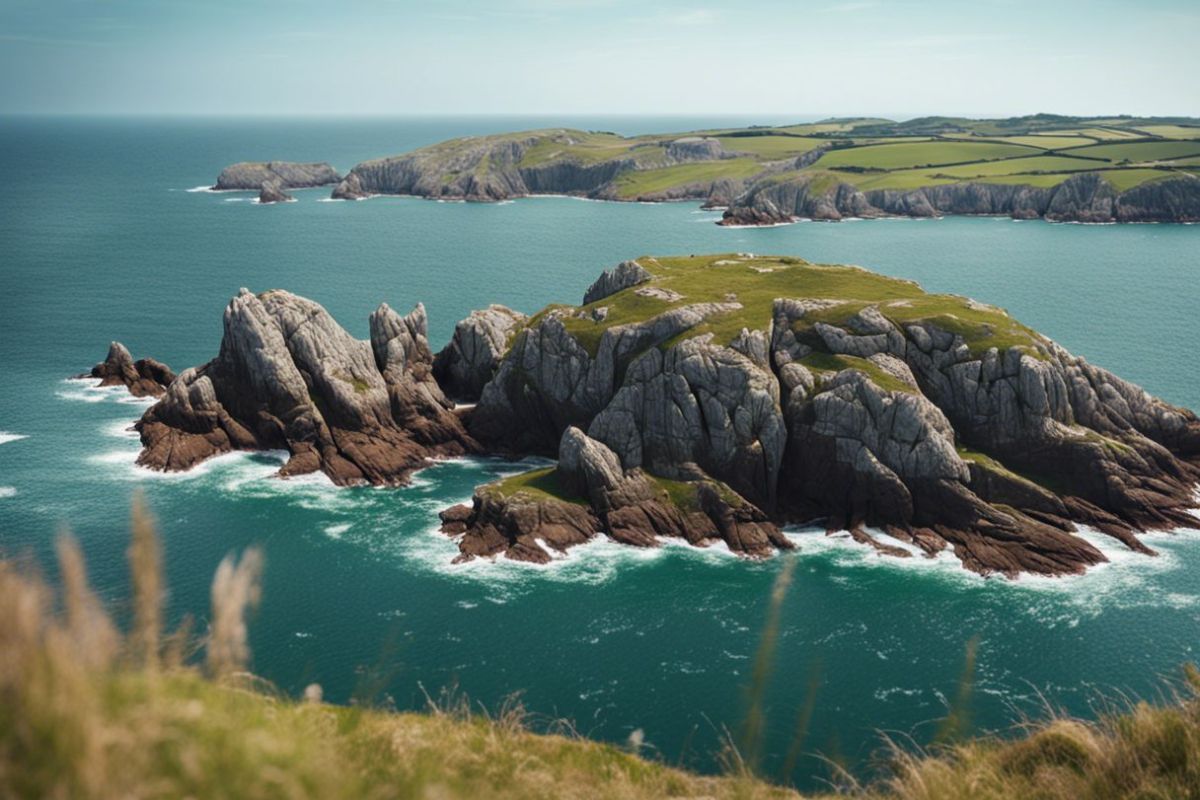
88;254;1200;576
303;123;1200;223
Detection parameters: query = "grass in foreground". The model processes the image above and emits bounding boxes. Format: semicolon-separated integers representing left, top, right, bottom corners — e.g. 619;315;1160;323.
3;494;1200;799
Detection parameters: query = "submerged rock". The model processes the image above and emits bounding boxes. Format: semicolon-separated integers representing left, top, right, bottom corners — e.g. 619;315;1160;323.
83;342;175;398
133;290;475;485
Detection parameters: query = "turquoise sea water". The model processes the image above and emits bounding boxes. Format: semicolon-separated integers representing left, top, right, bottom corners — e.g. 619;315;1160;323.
1;116;1199;789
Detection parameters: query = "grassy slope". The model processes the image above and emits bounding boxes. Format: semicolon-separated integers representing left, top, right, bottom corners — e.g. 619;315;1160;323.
6;501;1200;800
556;254;1042;360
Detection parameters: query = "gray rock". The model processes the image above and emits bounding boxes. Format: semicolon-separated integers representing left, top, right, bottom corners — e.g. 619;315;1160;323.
433;305;527;401
214;161;341;191
582;260;652;305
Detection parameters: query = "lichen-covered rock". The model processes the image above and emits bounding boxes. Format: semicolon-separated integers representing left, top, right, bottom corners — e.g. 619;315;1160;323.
134;289;475;485
84;342;175;398
432;305;527;401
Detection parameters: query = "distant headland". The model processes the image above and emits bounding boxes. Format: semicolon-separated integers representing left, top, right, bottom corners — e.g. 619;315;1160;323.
215;114;1200;222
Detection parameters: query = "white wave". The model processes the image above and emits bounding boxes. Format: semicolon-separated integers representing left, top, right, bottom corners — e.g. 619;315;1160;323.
324;523;351;539
185;185;216;193
0;432;27;446
102;420;140;439
0;487;16;499
789;522;1198;619
56;378;157;407
316;197;345;203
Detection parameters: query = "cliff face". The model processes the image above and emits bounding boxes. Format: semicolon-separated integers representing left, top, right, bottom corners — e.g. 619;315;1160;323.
329;132;748;202
432;304;527;401
460;255;1200;576
134;290;475;485
213;162;341;191
721;173;1200;225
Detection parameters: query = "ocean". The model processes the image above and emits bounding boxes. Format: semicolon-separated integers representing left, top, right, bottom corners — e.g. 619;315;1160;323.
1;115;1198;789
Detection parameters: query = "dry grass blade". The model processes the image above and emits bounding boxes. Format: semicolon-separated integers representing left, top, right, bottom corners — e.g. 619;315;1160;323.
128;490;163;670
206;547;264;678
738;555;798;774
56;531;119;670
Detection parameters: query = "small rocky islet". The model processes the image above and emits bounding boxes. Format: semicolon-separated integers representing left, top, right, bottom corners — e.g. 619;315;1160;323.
215;115;1200;220
85;254;1200;577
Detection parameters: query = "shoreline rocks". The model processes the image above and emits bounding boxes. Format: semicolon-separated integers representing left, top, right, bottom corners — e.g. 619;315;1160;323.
438;427;791;563
132;290;476;485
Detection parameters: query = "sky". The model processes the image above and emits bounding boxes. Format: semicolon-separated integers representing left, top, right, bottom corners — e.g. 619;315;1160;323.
0;0;1196;117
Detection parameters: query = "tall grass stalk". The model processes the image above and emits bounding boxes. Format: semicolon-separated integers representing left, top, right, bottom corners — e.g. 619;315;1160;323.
127;490;163;670
206;548;263;678
738;555;798;773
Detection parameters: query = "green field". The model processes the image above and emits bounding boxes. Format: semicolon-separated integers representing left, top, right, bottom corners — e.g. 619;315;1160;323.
714;135;825;159
992;134;1102;149
611;157;764;198
815;140;1038;170
1136;124;1200;139
1059;140;1200;163
931;155;1104;178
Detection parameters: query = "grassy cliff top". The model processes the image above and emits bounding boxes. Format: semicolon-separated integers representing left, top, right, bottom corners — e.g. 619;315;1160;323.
550;254;1044;360
375;116;1200;199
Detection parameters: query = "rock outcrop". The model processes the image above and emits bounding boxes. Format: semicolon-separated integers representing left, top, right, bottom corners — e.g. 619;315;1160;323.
432;305;527;401
720;172;1200;225
83;342;175;398
439;427;790;563
214;162;341;192
461;255;1200;575
257;180;293;204
582;260;652;305
133;290;475;485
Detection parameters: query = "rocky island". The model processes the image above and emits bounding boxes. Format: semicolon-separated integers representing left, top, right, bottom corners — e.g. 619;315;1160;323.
217;115;1200;222
212;161;342;204
87;254;1200;577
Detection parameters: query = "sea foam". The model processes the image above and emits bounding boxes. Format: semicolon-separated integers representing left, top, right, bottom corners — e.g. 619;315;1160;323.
0;432;28;446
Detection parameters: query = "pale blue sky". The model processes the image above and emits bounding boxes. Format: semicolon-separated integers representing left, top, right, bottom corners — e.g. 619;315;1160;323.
1;0;1196;116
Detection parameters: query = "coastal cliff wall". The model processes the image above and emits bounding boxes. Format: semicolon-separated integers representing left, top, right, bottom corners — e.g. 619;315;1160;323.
720;173;1200;225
